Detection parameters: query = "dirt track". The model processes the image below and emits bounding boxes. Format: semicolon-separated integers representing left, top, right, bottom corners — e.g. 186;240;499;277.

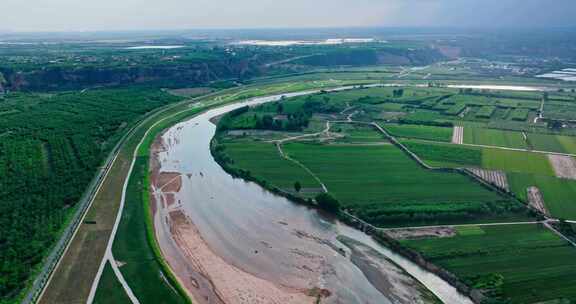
548;154;576;180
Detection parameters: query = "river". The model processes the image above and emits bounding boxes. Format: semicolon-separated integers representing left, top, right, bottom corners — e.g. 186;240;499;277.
150;88;475;304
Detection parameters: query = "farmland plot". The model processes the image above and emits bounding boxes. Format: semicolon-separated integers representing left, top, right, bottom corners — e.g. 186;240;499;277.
482;148;554;176
464;126;528;149
527;133;572;154
508;173;576;220
451;126;464;144
283;142;527;226
401;140;482;168
402;225;576;304
380;123;453;142
527;186;549;215
548;155;576;180
475;106;496;119
222;140;321;192
467;168;509;192
508;108;530;121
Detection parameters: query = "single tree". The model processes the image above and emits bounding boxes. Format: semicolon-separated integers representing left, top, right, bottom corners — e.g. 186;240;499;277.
315;193;341;214
294;181;302;193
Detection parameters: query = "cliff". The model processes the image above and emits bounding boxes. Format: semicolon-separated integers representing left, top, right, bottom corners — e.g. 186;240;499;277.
0;58;264;91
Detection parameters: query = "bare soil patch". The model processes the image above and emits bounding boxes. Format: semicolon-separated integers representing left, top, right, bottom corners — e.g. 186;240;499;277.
527;186;549;216
384;227;456;240
468;168;509;191
548;154;576;180
168;87;214;98
158;172;182;192
451;126;464;144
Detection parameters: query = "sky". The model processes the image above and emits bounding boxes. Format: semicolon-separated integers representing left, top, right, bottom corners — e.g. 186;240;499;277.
2;0;576;32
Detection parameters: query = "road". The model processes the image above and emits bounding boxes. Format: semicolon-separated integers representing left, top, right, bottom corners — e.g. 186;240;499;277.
86;130;147;304
416;137;576;158
32;86;245;304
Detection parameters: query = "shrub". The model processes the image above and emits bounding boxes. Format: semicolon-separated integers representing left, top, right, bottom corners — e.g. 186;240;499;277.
315;193;341;214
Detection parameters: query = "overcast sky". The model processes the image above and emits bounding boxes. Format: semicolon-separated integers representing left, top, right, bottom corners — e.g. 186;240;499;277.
2;0;575;32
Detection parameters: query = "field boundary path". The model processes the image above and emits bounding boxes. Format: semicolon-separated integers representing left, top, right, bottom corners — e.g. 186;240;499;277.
274;121;331;193
86;120;152;304
381;221;544;231
545;221;576;247
409;137;576;158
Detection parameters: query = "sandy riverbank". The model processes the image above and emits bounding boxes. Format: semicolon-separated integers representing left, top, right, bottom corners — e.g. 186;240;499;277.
150;138;316;304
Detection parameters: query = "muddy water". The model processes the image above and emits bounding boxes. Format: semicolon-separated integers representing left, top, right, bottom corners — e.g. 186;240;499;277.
153;90;474;304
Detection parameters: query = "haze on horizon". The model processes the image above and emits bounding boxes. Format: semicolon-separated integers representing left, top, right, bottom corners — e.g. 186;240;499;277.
2;0;576;32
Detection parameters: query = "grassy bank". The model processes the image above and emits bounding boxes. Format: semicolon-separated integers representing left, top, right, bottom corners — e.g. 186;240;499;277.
93;262;131;304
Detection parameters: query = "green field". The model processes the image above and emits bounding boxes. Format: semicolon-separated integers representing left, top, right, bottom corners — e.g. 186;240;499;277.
482;148;555;176
402;109;449;123
557;135;576;154
445;103;467;116
464;126;528;149
402;225;576;303
509;108;530;121
112;157;188;304
528;133;576;154
455;226;486;236
508;172;576;220
331;123;388;143
221;139;321;192
401;140;482;168
382;123;453;142
283;142;526;226
475;106;497;119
